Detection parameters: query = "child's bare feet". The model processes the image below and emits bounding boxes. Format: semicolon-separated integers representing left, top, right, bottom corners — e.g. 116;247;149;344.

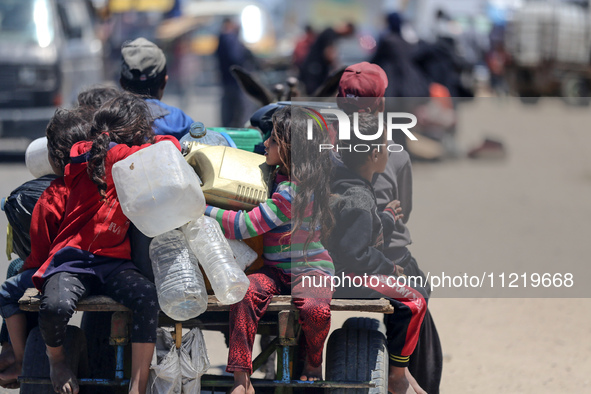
0;362;21;387
388;365;409;394
0;342;19;388
47;348;78;394
0;343;15;371
299;359;322;381
0;380;19;389
231;371;255;394
388;366;426;394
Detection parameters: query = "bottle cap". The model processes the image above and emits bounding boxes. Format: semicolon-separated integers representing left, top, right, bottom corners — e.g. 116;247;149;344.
189;122;207;138
181;140;192;156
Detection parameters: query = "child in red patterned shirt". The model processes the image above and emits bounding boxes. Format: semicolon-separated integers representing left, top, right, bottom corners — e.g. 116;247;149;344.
205;106;335;393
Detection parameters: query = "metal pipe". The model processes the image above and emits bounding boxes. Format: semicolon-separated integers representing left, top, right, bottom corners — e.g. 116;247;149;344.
19;378;130;386
281;346;290;383
199;379;375;388
115;344;125;380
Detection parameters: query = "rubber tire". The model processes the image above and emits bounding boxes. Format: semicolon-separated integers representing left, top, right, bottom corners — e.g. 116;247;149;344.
561;74;591;107
20;325;89;394
342;317;381;332
325;328;388;394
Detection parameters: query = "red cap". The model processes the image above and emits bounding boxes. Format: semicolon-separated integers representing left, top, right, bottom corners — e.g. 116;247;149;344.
337;62;388;113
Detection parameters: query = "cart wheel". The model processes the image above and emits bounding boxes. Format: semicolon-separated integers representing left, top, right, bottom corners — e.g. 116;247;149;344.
561;74;591;107
325;328;388;394
20;326;89;394
342;317;383;333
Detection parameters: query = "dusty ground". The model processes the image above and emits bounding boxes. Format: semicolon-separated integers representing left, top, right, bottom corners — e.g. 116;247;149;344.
1;97;590;392
408;98;591;392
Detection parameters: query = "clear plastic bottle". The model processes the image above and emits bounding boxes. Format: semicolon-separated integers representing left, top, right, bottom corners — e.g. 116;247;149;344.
227;239;258;271
149;230;208;321
182;216;250;305
179;122;230;154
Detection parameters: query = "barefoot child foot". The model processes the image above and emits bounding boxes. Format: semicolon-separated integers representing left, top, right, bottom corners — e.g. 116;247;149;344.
0;343;15;371
0;380;19;389
231;371;255;394
0;363;21;386
388;366;427;394
47;346;79;394
299;359;323;381
388;365;409;394
0;314;30;388
0;343;18;385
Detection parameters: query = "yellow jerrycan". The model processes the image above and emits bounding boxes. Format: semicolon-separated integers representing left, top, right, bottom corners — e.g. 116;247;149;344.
184;143;273;211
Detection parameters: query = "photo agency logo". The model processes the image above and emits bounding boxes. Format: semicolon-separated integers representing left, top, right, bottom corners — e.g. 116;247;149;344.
302;107;418;152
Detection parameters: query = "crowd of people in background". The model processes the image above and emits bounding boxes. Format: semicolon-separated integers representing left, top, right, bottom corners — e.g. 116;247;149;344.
94;2;508;129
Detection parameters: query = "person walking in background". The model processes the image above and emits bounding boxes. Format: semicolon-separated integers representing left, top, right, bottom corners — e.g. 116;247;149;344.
371;12;430;99
486;41;510;97
413;10;473;99
299;22;355;95
216;18;257;127
120;37;194;140
292;24;317;71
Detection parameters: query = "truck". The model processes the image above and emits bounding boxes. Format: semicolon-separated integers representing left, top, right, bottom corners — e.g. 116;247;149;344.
504;0;591;103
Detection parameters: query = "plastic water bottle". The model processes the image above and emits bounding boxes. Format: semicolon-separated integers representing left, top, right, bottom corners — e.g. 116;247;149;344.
180;122;230;154
25;137;54;178
182;216;250;305
227;239;258;271
149;230;207;321
112;140;205;237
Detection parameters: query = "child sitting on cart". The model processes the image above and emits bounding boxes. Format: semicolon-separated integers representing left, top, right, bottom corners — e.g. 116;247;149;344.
0;86;120;389
6;93;178;394
0;107;93;388
204;106;335;393
327;111;427;394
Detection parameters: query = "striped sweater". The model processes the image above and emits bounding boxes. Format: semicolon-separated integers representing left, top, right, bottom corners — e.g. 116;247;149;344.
204;174;334;276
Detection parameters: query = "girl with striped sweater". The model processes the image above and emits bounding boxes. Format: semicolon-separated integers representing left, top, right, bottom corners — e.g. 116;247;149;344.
205;106;334;394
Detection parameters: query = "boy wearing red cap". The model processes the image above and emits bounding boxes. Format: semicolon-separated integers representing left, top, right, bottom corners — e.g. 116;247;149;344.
327;111;426;394
337;62;389;114
330;62;440;393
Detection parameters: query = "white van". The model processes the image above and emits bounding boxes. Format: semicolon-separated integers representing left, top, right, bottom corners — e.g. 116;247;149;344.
0;0;103;141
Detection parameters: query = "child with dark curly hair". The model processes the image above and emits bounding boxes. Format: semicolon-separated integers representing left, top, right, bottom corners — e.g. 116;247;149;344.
0;107;92;388
0;86;123;389
19;92;178;394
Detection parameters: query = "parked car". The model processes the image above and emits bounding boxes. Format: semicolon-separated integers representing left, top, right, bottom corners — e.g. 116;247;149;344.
0;0;104;141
